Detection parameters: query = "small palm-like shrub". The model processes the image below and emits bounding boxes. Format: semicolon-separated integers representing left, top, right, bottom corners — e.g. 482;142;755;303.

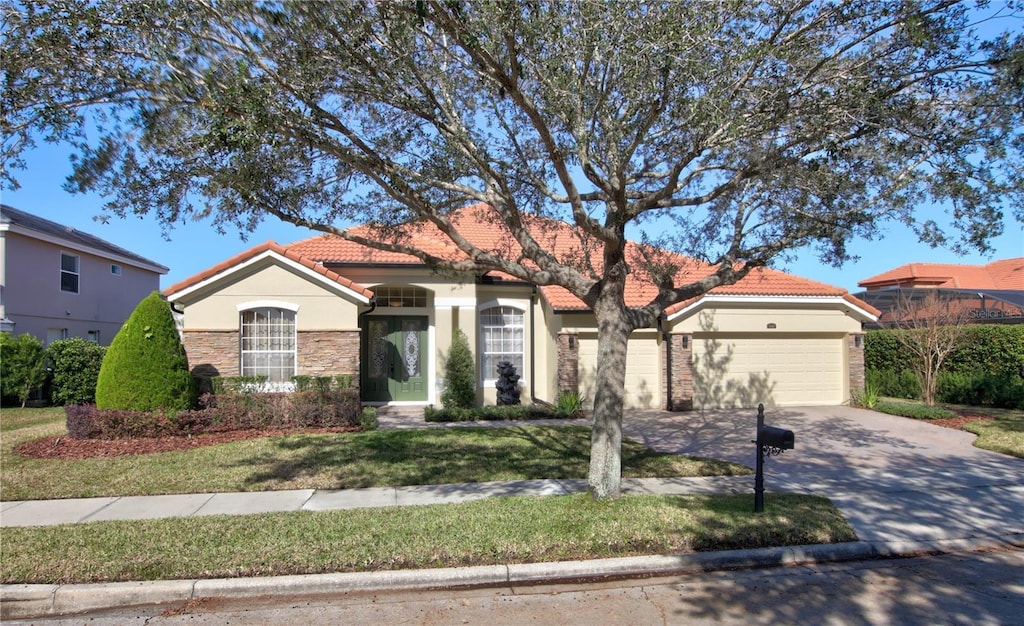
95;291;195;411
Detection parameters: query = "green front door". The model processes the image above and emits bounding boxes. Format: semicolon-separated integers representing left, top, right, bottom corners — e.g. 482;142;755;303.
362;316;428;402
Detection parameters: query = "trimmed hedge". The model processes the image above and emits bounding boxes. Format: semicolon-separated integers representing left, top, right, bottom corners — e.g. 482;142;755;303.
865;325;1024;407
872;401;957;420
424;404;576;422
95;292;195;412
46;338;107;405
65;388;363;440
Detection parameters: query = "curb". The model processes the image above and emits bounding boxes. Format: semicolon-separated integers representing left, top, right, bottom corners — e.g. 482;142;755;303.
4;534;1022;620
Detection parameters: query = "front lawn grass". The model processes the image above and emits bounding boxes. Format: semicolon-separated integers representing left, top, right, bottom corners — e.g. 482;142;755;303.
1;493;853;584
1;409;750;501
947;404;1024;459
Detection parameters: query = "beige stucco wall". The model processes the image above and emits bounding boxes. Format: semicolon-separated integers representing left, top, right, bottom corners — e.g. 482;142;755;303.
670;303;865;334
179;263;364;330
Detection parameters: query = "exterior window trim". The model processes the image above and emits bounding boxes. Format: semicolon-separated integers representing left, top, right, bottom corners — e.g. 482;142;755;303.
238;305;298;385
60;252;80;294
478;302;526;383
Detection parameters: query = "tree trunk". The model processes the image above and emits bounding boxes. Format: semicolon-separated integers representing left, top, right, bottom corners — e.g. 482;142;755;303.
587;284;633;500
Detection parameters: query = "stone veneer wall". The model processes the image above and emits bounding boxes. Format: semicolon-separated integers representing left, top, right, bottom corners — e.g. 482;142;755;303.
181;329;361;390
298;330;361;387
848;333;865;401
556;332;579;394
667;333;694;411
182;330;239;379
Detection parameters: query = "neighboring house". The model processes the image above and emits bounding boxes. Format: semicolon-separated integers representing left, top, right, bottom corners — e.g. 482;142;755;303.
855;258;1024;327
164;204;879;410
0;205;169;345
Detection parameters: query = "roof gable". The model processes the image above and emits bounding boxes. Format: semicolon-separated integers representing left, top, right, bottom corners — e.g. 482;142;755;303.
163;240;373;303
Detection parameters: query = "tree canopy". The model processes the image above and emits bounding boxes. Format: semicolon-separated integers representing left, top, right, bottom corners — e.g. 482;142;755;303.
3;0;1022;497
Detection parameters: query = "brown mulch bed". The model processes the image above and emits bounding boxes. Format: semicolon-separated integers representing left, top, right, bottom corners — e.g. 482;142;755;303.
15;427;359;460
930;413;996;430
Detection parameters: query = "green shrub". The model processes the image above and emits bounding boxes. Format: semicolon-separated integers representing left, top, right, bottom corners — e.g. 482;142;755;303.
851;380;880;409
866;368;920;400
46;338;107;405
95;291;195;412
0;333;46;407
441;328;477;409
937;371;1024;409
360;406;378;430
554;390;586;417
424;403;567;422
872;401;957;420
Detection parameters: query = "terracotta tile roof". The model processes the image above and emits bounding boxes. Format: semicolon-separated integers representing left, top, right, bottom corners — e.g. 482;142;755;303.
284;204;871;313
858;258;1024;290
163;240;373;299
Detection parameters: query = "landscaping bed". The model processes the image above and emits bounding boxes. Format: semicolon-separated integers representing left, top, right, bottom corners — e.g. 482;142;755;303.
16;426;359;459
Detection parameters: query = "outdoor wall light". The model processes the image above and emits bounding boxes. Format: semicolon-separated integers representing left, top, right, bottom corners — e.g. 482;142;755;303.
568;336;575;349
855;334;863;348
682;335;689;349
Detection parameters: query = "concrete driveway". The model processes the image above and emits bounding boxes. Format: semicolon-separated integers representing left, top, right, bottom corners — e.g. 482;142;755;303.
623;405;1024;543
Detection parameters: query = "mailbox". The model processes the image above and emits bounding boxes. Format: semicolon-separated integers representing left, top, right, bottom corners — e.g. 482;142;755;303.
759;426;794;450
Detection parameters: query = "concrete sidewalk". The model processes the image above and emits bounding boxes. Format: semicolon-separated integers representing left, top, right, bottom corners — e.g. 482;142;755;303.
0;475;751;527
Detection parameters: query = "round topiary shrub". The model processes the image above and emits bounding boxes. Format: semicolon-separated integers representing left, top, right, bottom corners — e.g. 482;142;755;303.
95;291;195;411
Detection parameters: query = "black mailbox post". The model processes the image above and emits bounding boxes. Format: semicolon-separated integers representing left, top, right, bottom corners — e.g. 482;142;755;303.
754;403;794;513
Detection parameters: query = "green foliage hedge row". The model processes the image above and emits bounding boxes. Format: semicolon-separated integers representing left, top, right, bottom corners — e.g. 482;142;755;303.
866;325;1024;376
424;404;576;422
865;325;1024;408
46;338;107;405
65;388;365;440
871;401;958;420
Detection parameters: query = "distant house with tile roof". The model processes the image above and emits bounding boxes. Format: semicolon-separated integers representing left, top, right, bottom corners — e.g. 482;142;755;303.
856;258;1024;326
0;205;168;345
164;204;878;410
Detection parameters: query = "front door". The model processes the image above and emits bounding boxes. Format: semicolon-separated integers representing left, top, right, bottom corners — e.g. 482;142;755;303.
363;316;428;402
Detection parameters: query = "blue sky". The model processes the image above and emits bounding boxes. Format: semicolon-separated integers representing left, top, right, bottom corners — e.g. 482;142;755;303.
3;140;1021;294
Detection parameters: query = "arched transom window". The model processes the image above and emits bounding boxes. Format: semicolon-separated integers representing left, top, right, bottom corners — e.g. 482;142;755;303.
480;305;524;380
240;308;296;382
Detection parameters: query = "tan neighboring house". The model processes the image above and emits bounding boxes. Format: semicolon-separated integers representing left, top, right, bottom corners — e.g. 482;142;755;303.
0;205;169;345
856;258;1024;326
164;204;879;410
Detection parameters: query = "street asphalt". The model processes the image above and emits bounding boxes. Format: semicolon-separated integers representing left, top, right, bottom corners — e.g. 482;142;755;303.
2;405;1023;620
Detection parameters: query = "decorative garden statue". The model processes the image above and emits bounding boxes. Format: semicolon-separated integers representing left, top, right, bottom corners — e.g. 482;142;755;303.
495;361;521;406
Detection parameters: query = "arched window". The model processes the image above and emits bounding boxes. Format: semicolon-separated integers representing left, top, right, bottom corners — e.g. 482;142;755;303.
240;308;296;382
480;305;524;380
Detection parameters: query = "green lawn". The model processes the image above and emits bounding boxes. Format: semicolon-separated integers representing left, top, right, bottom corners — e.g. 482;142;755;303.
1;493;854;584
1;407;750;501
949;404;1024;459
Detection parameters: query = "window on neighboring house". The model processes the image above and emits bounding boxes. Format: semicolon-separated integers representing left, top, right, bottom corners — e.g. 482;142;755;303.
87;330;100;343
60;253;79;293
46;328;69;345
480;305;524;380
239;308;296;383
110;264;122;276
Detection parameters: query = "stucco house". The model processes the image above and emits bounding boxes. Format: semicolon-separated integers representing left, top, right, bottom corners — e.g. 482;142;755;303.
0;205;169;345
164;204;879;410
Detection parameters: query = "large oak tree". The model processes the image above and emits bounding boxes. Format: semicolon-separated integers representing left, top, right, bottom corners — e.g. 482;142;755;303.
3;0;1022;497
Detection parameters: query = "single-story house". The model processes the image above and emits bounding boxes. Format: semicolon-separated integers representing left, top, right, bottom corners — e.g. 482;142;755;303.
164;204;879;410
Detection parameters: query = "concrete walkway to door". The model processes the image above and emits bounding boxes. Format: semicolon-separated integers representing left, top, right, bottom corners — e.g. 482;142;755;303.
622;405;1024;544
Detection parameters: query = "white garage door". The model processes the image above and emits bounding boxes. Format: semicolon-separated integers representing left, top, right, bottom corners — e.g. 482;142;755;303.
578;334;662;410
691;334;845;409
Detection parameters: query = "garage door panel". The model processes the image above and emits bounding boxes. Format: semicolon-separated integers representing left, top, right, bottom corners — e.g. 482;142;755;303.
692;334;843;409
578;337;661;410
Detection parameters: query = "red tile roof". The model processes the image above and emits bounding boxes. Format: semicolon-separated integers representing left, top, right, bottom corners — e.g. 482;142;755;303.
163;240;374;300
287;204;876;314
858;258;1024;291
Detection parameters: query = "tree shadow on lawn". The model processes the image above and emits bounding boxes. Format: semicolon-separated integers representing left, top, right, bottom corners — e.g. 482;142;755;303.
231;426;598;490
